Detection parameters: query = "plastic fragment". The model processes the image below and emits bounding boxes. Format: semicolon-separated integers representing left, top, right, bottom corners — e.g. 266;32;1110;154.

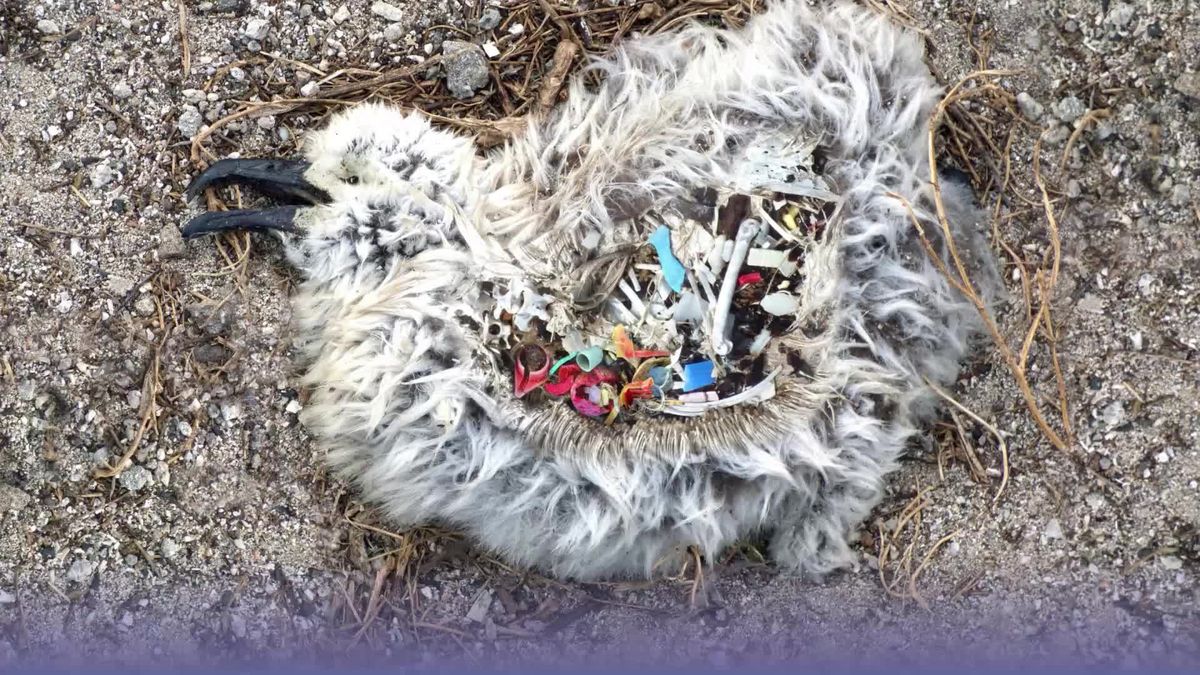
781;204;800;230
663;368;780;416
678;391;718;404
513;344;550;398
711;219;760;356
575;346;605;371
570;368;619;417
760;292;799;316
648;366;672;389
747;248;787;268
681;360;715;392
545;363;581;397
778;259;798;277
672;291;706;323
550;352;576;376
611;324;670;360
647;225;687;293
749;328;772;356
618;379;655;408
737;272;762;286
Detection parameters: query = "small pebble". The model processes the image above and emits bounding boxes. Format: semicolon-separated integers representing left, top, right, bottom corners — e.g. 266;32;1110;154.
332;5;352;24
37;19;62;34
243;17;269;41
1016;92;1043;122
112;81;134;99
66;559;95;584
0;484;31;512
177;105;204;139
1053;95;1086;123
119;465;153;493
371;1;405;22
478;7;502;30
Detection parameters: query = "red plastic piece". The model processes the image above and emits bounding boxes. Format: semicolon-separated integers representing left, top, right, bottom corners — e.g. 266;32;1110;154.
513;344;550;398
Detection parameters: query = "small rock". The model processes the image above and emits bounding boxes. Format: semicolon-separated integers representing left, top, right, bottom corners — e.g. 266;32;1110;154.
1160;556;1183;571
221;402;243;422
332;5;352;24
478;7;502;30
482;41;500;58
119;465;153;493
1106;3;1135;29
1085;493;1106;509
0;484;31;512
0;590;14;605
106;275;135;296
1170;184;1191;207
300;81;320;97
1174;73;1200;100
159;223;187;258
371;1;405;21
230;614;247;638
1043;518;1064;540
112;81;134;100
285;399;303;414
177;105;204;139
1154;451;1170;464
1016;92;1044;122
89;162;115;189
37;19;61;34
1129;331;1144;351
161;538;181;560
383;23;405;42
134;294;156;316
257;115;276;130
243;17;269;41
1098;400;1126;428
1076;293;1105;314
442;40;490;99
465;589;492;623
192;344;231;364
1053;95;1086;123
66;559;95;584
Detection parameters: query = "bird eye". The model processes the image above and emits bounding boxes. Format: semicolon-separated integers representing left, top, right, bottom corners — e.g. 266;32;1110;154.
347;175;360;185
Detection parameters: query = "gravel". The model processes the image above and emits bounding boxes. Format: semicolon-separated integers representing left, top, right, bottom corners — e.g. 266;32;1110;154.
1;0;1198;668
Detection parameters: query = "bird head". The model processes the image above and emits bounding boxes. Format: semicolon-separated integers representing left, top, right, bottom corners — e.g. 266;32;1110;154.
180;103;476;243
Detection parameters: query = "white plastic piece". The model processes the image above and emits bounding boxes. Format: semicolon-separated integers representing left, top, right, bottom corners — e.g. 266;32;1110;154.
679;391;719;404
721;238;734;262
663;368;780;416
706;235;728;275
711;219;761;355
672;291;706;323
747;248;787;268
749;328;772;356
760;292;799;316
619;280;647;317
779;259;798;277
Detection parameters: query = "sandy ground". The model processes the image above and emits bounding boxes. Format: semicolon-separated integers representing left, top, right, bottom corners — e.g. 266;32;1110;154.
1;0;1198;668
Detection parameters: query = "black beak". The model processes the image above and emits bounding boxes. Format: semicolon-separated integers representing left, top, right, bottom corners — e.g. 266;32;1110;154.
182;206;300;240
183;158;329;240
185;158;329;205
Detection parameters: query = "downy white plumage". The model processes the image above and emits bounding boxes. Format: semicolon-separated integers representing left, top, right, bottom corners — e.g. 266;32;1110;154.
183;0;1000;580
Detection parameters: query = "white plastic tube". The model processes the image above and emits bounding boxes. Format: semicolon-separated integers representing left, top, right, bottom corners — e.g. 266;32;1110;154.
711;219;761;356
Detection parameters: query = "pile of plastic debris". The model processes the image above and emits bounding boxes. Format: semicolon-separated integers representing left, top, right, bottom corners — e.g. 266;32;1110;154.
482;144;839;425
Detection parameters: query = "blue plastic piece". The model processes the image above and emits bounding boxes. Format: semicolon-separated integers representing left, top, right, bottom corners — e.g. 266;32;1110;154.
649;366;672;388
681;360;715;393
648;225;687;293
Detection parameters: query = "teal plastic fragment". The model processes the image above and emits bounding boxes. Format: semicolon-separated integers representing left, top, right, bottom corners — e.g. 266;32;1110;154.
549;352;577;376
648;225;686;293
575;346;605;372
